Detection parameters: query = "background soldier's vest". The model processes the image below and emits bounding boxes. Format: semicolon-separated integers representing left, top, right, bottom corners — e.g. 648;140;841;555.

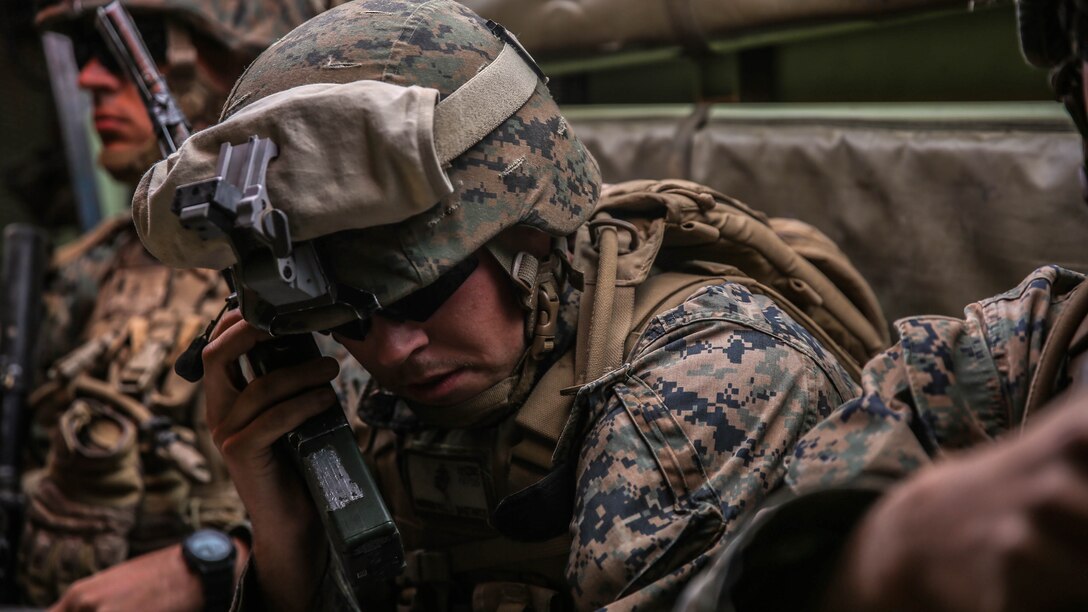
18;219;239;605
352;180;889;612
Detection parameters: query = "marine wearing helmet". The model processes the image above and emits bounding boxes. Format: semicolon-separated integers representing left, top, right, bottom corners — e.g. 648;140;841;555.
15;0;329;609
35;0;322;184
135;0;864;609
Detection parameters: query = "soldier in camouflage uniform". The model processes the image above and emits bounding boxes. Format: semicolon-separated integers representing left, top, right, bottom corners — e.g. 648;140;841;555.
678;1;1088;610
20;1;328;609
129;1;869;609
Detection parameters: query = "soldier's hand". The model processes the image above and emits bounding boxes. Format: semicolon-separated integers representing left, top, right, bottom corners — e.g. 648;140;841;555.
203;309;338;495
48;540;247;612
201;309;336;609
822;385;1088;612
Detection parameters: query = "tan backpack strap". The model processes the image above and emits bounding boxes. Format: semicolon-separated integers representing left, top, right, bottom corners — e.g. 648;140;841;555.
770;217;890;347
581;219;619;382
576;215;641;385
1023;281;1088;424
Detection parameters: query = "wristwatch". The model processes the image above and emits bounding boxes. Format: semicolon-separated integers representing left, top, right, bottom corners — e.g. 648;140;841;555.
182;528;237;612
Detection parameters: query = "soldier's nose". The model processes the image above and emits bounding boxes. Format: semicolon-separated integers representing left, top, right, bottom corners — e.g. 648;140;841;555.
77;57;123;92
366;316;429;370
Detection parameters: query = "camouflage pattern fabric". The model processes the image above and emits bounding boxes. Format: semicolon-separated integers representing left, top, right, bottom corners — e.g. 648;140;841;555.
34;0;327;61
678;265;1086;610
203;0;601;308
568;281;856;609
786;264;1084;492
18;222;247;606
233;278;858;611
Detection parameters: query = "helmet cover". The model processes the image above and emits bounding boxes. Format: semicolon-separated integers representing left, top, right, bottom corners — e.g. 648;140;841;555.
215;0;601;307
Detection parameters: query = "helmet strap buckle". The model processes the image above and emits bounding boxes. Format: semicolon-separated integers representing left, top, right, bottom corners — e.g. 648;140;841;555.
510;250;562;360
528;278;560;360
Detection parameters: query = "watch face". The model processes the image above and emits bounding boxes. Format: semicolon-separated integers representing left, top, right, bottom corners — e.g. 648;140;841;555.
186;530;234;563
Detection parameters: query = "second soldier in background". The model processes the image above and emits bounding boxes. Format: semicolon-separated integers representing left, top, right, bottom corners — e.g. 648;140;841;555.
16;0;328;609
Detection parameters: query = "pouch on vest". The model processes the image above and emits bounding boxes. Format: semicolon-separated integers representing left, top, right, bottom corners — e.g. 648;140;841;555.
18;400;141;606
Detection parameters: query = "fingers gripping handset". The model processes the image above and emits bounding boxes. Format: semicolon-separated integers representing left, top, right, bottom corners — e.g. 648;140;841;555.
172;135;404;599
245;334;404;585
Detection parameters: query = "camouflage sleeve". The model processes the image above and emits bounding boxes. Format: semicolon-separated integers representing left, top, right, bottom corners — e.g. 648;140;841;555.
787;264;1086;492
568;282;858;609
676;265;1087;611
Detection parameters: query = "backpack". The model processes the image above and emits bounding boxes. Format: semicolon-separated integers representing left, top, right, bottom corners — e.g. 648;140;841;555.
571;178;889;386
490;178;890;541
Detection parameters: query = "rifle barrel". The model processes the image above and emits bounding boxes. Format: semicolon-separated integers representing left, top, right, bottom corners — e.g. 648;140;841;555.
95;1;191;155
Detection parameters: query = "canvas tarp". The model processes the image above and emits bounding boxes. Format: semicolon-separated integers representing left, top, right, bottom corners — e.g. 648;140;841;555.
565;103;1088;325
461;0;962;56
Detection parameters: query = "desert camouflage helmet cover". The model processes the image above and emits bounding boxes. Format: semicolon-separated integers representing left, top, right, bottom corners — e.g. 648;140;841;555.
136;0;601;307
34;0;327;60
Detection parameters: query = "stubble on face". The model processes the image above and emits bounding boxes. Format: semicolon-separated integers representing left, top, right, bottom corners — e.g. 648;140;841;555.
337;252;530;407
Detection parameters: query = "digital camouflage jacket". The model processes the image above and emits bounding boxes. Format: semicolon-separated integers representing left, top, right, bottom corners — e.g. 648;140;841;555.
679;265;1087;610
236;278;859;611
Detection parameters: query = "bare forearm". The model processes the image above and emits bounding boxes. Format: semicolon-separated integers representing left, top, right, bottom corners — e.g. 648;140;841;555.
242;470;328;611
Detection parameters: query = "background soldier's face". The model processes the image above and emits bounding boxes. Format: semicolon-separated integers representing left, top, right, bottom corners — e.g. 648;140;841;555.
78;55;154;154
335;252;529;407
76;56;158;182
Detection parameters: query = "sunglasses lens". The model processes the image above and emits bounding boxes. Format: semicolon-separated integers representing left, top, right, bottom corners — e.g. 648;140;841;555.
385;256;480;322
72;16;168;74
72;34;118;73
328;255;480;342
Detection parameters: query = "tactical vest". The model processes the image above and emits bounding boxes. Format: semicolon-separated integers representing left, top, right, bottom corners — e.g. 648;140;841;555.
354;180;889;611
19;218;242;605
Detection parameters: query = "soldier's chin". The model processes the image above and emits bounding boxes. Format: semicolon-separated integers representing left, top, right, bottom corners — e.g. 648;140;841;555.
98;141;162;188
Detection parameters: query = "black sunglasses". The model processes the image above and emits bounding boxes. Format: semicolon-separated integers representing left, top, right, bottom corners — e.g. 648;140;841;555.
326;255;480;341
70;15;168;75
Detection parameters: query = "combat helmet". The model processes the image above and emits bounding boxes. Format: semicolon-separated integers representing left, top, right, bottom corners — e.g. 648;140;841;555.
135;0;601;416
35;0;325;63
1017;0;1088;201
221;0;600;301
35;0;331;130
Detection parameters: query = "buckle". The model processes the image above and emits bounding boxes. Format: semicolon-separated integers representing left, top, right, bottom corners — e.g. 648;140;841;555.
529;278;560;360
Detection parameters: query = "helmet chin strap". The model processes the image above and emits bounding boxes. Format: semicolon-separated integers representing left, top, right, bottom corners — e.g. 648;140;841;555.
487;237;578;361
406;239;577;430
